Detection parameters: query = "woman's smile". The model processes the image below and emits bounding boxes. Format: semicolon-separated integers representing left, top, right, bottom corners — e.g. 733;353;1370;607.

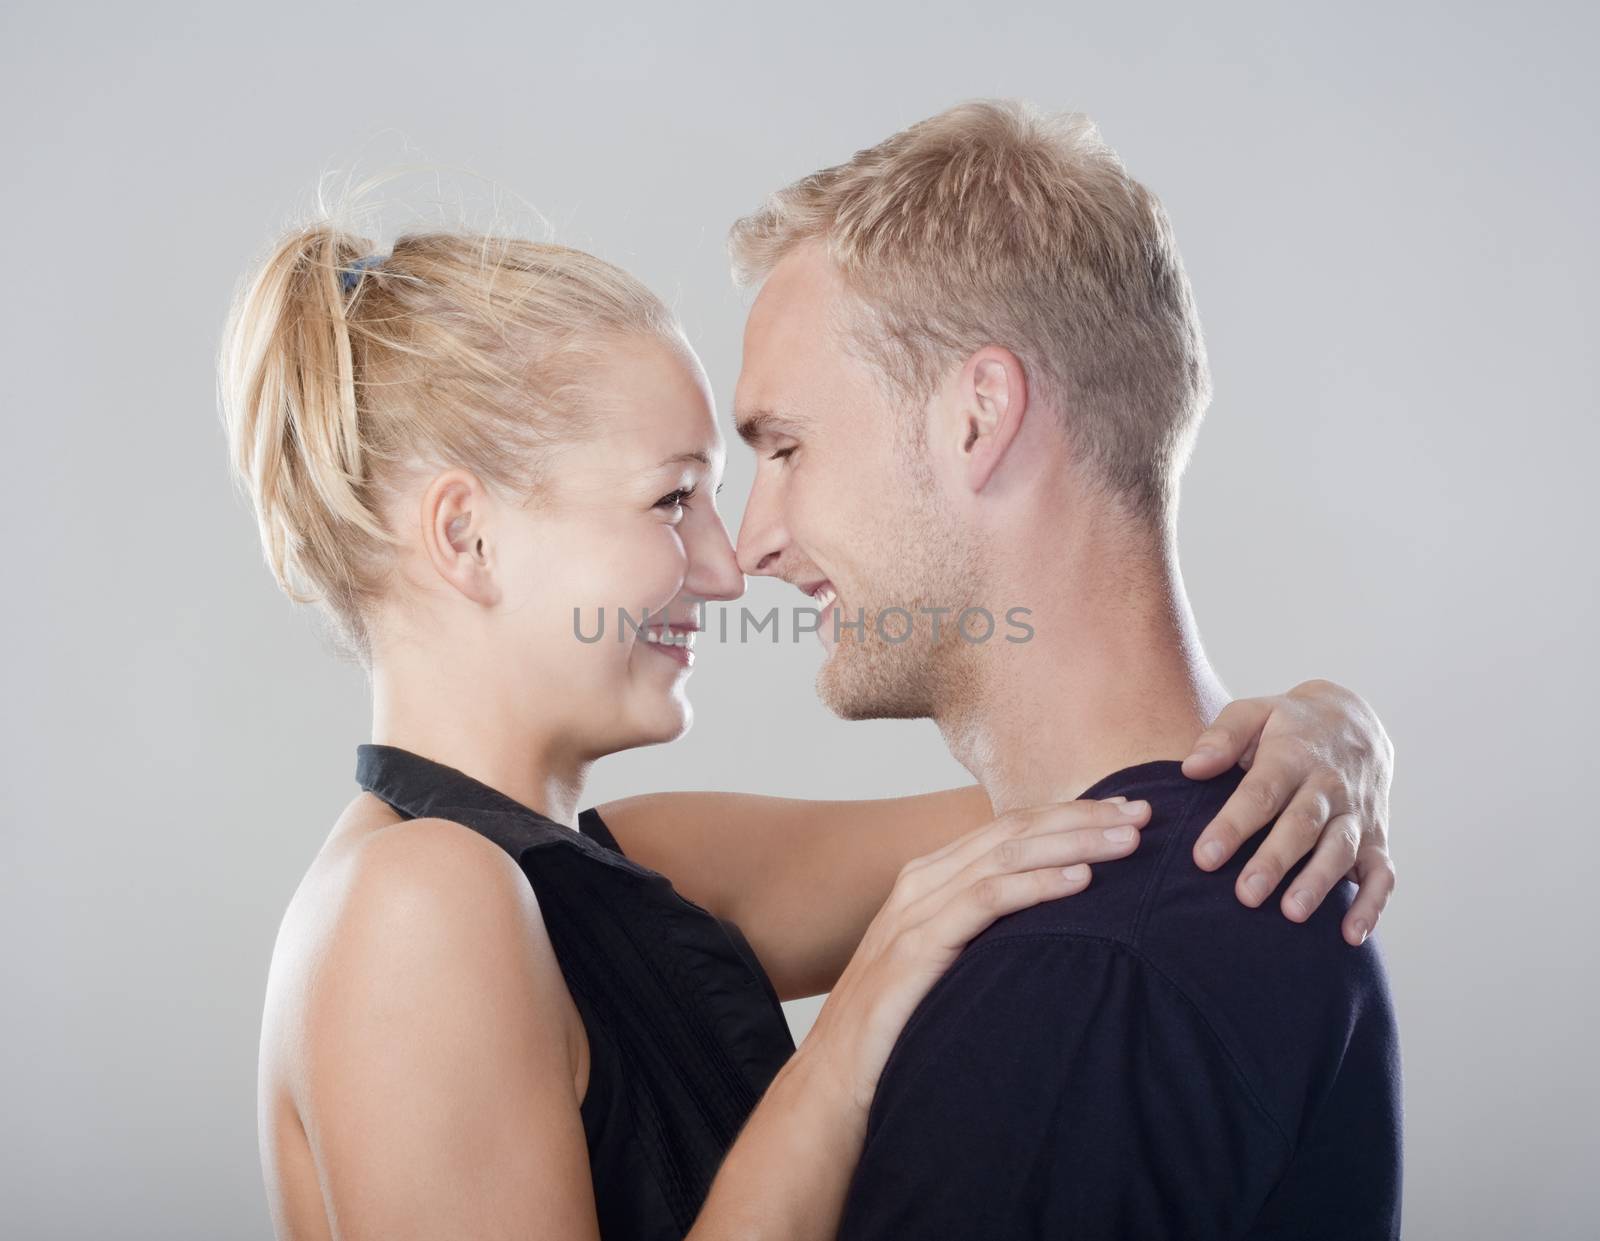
641;623;698;667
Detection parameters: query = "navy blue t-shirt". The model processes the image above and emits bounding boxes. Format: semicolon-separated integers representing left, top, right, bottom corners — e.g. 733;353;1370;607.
837;761;1403;1240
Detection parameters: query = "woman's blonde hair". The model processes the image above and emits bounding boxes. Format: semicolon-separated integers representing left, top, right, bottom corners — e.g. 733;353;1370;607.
728;98;1212;522
216;212;682;665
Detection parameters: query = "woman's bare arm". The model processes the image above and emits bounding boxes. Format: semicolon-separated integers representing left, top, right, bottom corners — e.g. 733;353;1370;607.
600;678;1397;999
597;785;995;1000
295;819;602;1240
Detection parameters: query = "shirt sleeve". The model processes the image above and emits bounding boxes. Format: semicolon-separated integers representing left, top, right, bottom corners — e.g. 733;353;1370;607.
836;935;1290;1241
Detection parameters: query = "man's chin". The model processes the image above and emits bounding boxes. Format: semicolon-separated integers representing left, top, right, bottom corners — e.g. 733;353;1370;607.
814;651;931;722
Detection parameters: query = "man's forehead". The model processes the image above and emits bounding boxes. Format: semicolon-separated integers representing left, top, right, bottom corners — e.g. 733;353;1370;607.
746;243;839;338
735;246;845;444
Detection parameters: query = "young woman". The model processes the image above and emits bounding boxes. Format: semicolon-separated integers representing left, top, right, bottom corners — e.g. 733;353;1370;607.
218;225;1394;1241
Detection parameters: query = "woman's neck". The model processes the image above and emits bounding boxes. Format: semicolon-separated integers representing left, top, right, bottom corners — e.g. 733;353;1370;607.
369;659;592;828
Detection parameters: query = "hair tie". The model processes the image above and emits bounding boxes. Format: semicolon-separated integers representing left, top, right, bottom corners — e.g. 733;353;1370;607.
339;253;387;294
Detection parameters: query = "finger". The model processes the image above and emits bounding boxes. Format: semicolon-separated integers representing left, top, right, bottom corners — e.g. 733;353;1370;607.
902;798;1149;897
913;796;1138;867
1182;697;1272;779
908;799;1145;908
932;864;1095;947
1341;845;1395;946
911;822;1144;941
1192;758;1300;872
1277;812;1361;923
1235;784;1333;908
967;821;1142;881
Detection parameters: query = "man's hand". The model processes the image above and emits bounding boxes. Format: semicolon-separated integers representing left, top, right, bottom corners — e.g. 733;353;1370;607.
1183;679;1395;946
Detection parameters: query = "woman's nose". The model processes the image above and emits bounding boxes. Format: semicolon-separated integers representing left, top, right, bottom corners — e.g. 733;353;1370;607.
686;518;746;603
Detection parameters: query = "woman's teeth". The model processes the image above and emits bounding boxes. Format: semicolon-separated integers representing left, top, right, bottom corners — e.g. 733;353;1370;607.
644;628;697;648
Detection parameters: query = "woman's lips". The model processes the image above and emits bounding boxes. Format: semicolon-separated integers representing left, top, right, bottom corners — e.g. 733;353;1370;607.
642;624;697;667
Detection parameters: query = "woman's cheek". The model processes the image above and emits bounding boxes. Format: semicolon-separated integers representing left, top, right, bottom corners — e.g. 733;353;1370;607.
571;516;681;610
639;522;690;603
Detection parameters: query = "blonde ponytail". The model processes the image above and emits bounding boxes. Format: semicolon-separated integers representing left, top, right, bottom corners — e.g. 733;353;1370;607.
216;213;682;665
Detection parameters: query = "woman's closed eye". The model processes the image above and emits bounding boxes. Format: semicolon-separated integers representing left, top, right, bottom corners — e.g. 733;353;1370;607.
768;446;796;462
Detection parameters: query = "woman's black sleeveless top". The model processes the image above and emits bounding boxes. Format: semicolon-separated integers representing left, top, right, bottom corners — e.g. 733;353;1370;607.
354;743;797;1240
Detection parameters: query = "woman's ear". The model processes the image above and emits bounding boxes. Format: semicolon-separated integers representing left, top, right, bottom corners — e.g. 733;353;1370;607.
419;469;502;607
959;346;1029;494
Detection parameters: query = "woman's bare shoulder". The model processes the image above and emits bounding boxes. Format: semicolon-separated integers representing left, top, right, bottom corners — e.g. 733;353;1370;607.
257;795;596;1237
260;794;581;1108
272;796;566;1010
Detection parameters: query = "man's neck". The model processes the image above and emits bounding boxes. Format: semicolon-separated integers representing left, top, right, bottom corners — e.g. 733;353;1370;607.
937;520;1229;815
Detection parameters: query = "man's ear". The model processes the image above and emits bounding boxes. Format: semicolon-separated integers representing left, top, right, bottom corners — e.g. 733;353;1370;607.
956;346;1029;494
419;469;502;607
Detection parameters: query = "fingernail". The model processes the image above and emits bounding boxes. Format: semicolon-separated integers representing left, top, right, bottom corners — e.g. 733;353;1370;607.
1061;864;1090;882
1104;825;1135;843
1289;890;1312;918
1122;800;1148;816
1198;841;1224;868
1106;795;1128;804
1243;872;1269;903
1353;919;1369;944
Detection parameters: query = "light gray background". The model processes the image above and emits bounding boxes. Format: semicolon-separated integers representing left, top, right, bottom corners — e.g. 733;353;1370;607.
3;1;1595;1237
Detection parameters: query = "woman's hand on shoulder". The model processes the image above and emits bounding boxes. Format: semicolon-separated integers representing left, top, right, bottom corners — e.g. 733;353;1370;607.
797;797;1150;1117
1183;678;1396;946
300;818;600;1241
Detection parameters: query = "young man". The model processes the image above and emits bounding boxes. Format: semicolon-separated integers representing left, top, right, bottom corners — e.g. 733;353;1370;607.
726;100;1403;1237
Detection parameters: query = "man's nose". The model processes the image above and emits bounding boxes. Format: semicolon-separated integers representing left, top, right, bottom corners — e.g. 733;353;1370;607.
735;479;787;578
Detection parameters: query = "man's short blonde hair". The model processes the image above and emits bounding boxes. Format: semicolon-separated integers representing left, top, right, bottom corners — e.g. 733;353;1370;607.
728;99;1213;521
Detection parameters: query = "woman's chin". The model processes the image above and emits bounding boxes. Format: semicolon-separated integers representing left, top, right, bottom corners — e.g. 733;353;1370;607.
626;697;694;750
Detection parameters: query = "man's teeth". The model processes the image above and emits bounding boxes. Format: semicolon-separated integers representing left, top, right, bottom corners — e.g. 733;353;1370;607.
813;585;838;610
644;628;696;648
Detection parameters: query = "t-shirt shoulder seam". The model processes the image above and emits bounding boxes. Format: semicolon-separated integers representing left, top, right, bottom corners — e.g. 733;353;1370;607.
945;931;1294;1154
1129;777;1212;947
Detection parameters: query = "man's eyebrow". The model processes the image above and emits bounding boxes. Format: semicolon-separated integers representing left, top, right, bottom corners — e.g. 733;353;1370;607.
734;409;806;448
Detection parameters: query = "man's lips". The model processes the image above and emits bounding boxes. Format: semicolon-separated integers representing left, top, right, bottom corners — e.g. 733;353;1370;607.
798;579;839;611
796;579;841;651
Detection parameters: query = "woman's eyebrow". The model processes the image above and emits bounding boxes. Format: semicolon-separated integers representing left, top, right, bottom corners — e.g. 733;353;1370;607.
656;450;715;468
